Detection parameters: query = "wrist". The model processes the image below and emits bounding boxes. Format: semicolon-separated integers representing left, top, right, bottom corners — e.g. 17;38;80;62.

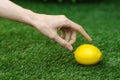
22;9;37;26
24;9;43;28
27;11;47;29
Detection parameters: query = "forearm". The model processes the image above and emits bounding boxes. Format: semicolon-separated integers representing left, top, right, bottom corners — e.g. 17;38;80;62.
0;0;35;26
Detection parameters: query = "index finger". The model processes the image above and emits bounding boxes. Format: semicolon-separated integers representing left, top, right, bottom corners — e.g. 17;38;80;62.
69;20;92;41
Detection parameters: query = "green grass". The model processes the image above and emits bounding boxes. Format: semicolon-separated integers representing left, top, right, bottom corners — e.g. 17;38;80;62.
0;0;120;80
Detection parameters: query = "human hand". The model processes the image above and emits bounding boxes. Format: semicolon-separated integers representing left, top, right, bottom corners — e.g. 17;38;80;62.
0;0;91;51
31;14;92;51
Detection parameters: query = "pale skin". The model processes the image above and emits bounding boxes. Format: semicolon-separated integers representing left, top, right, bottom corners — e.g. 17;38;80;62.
0;0;92;51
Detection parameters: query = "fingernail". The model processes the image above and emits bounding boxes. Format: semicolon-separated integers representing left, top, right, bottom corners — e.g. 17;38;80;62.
88;36;92;42
68;45;73;51
89;38;93;42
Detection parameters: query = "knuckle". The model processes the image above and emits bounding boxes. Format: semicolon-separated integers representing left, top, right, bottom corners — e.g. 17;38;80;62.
58;15;70;26
73;37;76;42
62;41;69;48
60;15;68;22
63;19;70;26
72;38;76;43
72;40;76;44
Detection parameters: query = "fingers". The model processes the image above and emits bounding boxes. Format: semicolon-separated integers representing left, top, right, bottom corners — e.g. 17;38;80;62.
60;28;76;45
64;29;76;45
52;34;73;51
65;31;71;42
69;31;76;44
69;20;92;41
61;28;71;42
60;29;65;39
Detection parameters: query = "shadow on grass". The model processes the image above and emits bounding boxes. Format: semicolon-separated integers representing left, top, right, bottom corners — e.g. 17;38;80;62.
73;59;104;68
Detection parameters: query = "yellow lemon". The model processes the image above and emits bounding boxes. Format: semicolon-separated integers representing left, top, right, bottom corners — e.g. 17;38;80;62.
74;44;102;65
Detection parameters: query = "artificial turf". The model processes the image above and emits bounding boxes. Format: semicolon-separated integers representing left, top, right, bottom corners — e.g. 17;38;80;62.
0;0;120;80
